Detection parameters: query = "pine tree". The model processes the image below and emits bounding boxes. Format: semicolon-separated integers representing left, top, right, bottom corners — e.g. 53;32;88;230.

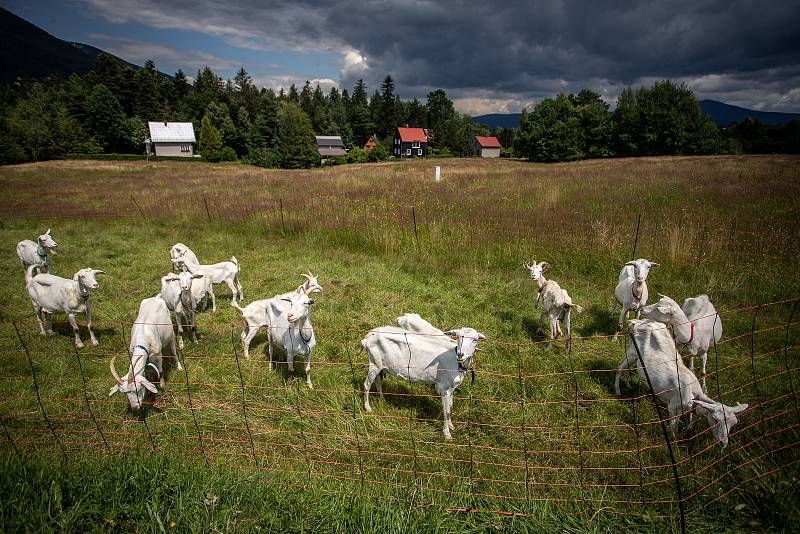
275;102;318;168
199;114;222;161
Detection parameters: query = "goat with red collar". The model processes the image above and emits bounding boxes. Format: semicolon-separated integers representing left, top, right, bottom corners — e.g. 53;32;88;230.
637;294;722;391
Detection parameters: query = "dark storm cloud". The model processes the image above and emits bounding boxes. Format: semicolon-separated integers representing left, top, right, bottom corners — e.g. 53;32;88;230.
85;0;800;112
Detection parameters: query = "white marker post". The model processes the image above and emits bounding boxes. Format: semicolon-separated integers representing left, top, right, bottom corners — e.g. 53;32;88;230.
434;165;441;182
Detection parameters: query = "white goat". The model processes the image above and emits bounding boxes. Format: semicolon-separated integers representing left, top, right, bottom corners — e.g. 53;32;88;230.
614;318;747;448
170;242;199;273
25;265;104;347
635;294;722;391
159;271;204;349
362;322;486;440
395;313;444;336
108;296;179;410
173;255;242;310
232;273;322;361
522;260;583;347
613;258;659;340
17;228;57;273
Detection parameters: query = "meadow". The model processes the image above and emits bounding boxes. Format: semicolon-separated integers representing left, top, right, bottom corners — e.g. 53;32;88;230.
0;155;798;532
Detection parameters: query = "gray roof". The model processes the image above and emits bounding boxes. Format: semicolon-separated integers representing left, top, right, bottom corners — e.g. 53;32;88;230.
148;121;196;143
315;135;345;149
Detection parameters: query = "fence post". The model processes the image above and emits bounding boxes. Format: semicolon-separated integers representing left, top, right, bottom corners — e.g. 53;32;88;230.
203;195;212;222
783;301;800;427
346;330;365;487
293;378;312;485
13;322;67;464
73;343;110;454
629;333;686;534
631;213;642;259
177;342;208;466
516;342;530;505
131;194;146;219
230;326;257;463
403;333;420;499
0;417;20;456
750;306;766;435
279;198;286;237
565;335;590;515
412;206;421;253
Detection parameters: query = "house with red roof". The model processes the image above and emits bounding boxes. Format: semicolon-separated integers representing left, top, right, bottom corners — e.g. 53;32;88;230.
474;136;502;158
392;127;428;158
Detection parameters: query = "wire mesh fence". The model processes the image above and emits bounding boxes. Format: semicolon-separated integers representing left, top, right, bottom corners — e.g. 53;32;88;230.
1;297;798;526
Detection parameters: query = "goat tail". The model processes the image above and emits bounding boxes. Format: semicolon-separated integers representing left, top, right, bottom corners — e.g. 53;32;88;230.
230;256;238;267
24;264;39;285
567;303;584;314
230;300;244;314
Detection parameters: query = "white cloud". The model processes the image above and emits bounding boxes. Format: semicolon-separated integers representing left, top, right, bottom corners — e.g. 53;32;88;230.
87;34;239;71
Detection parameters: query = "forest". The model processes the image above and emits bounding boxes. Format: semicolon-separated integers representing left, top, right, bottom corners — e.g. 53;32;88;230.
0;55;797;167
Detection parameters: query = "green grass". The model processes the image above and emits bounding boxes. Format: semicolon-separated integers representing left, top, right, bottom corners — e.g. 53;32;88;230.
0;156;799;532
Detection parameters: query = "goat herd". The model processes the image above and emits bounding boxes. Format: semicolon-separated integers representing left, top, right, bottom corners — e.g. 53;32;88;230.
15;228;748;446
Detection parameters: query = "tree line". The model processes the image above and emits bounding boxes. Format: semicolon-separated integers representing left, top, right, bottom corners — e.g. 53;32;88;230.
0;55;496;167
514;81;799;162
0;55;796;167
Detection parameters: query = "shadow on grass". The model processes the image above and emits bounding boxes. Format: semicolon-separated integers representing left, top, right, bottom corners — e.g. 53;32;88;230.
578;303;619;337
355;374;442;420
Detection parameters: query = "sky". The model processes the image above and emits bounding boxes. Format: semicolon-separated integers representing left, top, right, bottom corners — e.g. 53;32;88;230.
4;0;800;115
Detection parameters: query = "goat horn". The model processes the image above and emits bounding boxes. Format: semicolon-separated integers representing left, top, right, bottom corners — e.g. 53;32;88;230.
301;273;311;280
109;354;122;384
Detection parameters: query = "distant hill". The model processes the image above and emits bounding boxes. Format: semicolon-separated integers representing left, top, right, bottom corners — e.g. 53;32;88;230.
0;6;152;83
698;100;800;126
473;113;521;129
474;100;800;130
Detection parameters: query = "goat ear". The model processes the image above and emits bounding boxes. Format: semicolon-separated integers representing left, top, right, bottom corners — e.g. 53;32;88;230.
281;297;292;302
46;228;52;235
476;331;487;341
108;385;120;396
192;273;203;279
625;260;637;266
690;399;718;412
649;262;660;268
522;262;530;270
94;270;106;275
540;262;551;272
141;379;158;394
444;329;459;338
730;403;748;414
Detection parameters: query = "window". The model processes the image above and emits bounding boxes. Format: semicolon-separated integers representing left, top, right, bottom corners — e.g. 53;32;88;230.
394;138;400;145
412;141;420;148
417;149;423;156
180;144;190;153
405;148;411;156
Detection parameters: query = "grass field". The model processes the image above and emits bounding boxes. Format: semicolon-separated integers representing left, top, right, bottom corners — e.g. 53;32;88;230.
0;155;799;532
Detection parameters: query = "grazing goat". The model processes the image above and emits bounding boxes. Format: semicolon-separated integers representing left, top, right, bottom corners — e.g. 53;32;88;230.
25;265;104;347
16;228;57;273
159;271;204;349
109;296;179;410
362;322;486;440
170;243;199;273
614;318;746;447
613;258;659;340
522;260;583;347
232;272;322;361
173;255;242;310
638;294;722;390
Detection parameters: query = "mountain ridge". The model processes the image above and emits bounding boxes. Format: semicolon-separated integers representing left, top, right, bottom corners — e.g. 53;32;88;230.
473;100;800;129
